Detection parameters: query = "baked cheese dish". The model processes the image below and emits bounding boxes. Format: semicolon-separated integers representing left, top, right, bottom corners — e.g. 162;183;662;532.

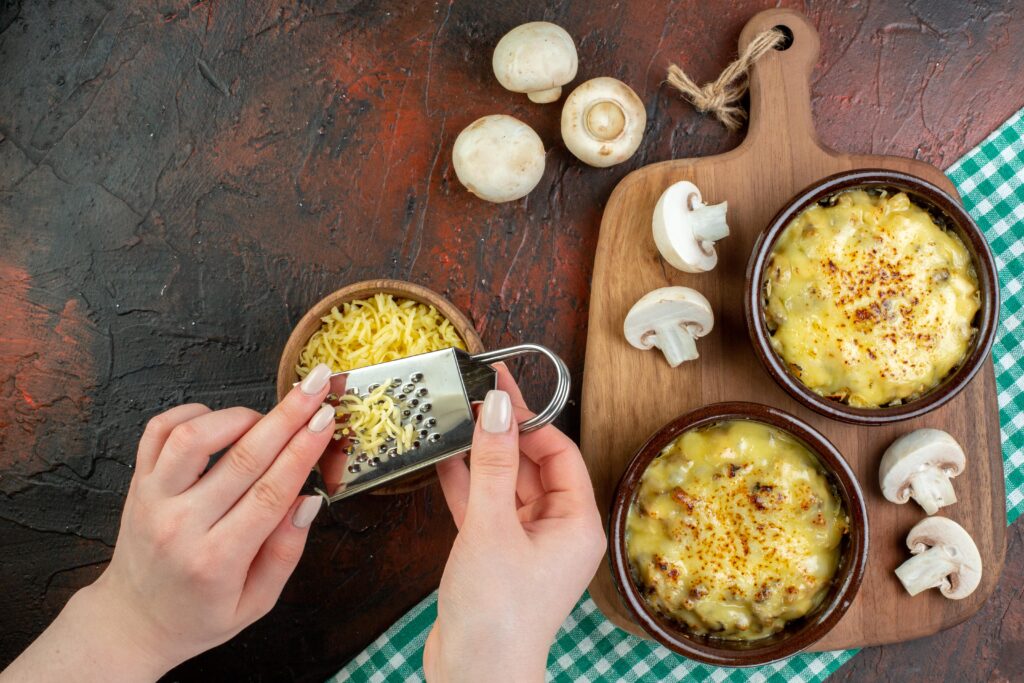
626;420;848;640
764;189;979;408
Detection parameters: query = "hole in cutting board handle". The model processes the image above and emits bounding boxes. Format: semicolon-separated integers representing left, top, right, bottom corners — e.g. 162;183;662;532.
773;24;794;50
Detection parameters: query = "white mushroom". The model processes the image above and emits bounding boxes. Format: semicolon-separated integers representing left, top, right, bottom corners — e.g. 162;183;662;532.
894;517;982;599
452;115;546;203
623;287;713;367
652;181;730;273
492;22;578;103
561;77;646;167
879;429;966;515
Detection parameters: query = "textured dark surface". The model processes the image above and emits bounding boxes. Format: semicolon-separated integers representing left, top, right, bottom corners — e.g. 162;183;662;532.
0;1;1022;681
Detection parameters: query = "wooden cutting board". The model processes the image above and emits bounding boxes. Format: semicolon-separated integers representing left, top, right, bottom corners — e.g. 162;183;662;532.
580;8;1006;651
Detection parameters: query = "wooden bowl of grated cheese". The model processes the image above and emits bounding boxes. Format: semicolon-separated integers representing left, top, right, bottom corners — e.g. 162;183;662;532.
277;279;483;495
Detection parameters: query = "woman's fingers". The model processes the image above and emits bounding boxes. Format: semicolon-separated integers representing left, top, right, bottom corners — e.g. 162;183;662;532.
235;495;322;624
149;407;263;496
137;404;211;475
187;365;332;518
465;390;521;526
515;456;544;507
494;366;596;517
436;455;471;529
212;404;335;557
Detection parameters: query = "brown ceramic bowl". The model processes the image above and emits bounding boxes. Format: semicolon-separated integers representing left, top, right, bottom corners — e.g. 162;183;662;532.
277;278;483;495
745;169;999;425
609;402;868;667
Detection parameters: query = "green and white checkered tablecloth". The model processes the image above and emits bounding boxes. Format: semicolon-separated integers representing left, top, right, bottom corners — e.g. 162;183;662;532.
331;108;1024;682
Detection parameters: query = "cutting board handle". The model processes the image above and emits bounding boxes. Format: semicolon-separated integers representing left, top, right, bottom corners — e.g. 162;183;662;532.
738;9;831;164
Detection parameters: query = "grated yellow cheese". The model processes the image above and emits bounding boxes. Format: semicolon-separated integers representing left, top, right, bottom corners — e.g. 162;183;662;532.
334;384;416;456
296;293;466;377
296;293;465;450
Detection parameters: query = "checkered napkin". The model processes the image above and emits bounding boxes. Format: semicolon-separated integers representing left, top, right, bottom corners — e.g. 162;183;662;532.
331;108;1024;682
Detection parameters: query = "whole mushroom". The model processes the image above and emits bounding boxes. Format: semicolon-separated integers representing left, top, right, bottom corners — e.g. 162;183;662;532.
492;22;578;104
894;517;982;599
879;429;966;515
623;287;713;367
653;181;730;273
561;77;646;167
451;115;546;203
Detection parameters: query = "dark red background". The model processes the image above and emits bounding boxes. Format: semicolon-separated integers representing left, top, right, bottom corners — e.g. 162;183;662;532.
1;1;1022;680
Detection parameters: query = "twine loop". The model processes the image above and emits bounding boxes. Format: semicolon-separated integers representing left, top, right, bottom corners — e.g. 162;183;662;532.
666;28;786;132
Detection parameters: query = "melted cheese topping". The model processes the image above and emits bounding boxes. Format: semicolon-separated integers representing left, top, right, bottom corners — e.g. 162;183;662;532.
764;190;980;408
626;420;848;641
297;293;465;444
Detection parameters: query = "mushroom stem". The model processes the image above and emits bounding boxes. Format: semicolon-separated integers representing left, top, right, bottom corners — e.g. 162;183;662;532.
691;202;730;243
528;86;562;104
895;546;958;596
909;467;959;515
653;320;698;367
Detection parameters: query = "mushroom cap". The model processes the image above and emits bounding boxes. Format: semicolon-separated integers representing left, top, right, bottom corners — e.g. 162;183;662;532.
623;286;713;350
879;428;966;504
905;516;982;599
561;77;646;167
452;115;546;203
492;22;577;101
652;180;719;273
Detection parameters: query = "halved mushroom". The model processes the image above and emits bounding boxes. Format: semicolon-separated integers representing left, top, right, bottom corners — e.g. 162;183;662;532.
623;287;713;367
492;22;578;104
894;517;982;599
561;77;646;167
653;181;729;273
452;115;546;203
879;429;966;515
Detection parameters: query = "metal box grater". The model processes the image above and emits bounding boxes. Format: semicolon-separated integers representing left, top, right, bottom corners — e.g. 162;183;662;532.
306;344;569;502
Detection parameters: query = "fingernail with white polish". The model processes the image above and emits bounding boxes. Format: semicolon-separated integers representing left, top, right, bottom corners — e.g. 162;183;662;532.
300;363;332;395
292;496;322;528
308;404;336;432
480;390;512;433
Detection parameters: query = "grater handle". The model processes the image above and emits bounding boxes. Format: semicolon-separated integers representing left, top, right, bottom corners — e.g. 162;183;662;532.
469;344;571;433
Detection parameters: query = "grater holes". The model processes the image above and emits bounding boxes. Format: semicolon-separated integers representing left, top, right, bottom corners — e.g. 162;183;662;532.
428;433;441;443
414;414;424;423
348;464;361;473
368;457;381;467
424;417;437;428
419;403;432;413
410;373;423;383
416;387;428;397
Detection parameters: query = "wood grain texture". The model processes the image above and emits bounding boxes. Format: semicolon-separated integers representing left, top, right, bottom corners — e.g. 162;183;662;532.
1;1;1022;680
581;8;1005;651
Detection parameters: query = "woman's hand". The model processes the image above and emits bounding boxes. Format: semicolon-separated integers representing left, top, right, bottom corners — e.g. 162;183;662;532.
2;365;337;682
423;368;606;683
